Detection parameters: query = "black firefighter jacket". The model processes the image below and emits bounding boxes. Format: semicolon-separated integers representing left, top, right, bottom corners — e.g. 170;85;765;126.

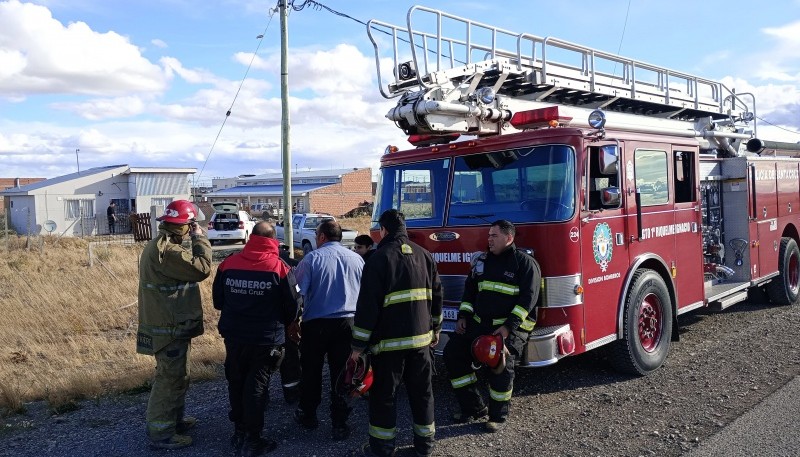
213;235;302;345
352;229;443;354
458;243;541;334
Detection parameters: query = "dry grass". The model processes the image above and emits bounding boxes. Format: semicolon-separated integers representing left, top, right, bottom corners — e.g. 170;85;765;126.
0;215;372;414
0;235;224;414
342;215;373;238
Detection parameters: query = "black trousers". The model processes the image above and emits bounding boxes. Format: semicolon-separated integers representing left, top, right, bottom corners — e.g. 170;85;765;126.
298;317;353;425
224;340;282;436
368;347;435;457
280;338;301;395
443;328;522;422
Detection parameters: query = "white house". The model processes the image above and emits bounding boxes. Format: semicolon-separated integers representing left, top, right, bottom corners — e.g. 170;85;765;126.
0;165;196;236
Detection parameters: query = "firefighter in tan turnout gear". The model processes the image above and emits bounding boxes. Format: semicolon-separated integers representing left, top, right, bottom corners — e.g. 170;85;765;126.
444;220;540;432
136;200;212;450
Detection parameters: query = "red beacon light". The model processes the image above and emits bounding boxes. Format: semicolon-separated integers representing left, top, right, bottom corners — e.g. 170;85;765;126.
509;106;573;130
407;133;461;147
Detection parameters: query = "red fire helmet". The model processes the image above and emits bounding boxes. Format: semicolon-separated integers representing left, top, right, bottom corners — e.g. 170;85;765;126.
471;334;504;369
336;354;373;398
156;200;197;224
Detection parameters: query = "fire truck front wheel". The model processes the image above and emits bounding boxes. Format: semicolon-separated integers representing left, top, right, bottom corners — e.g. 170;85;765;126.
610;268;673;376
766;237;800;305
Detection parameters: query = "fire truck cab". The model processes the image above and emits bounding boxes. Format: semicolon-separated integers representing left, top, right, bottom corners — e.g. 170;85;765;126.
366;6;800;375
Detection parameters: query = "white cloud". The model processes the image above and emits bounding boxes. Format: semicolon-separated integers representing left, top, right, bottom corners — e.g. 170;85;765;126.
50;96;148;120
0;0;168;98
242;44;374;95
747;20;800;82
151;38;168;49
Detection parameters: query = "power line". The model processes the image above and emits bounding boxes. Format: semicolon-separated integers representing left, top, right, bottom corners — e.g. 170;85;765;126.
290;0;367;26
194;5;279;189
757;116;800;136
610;0;632;82
289;0;464;64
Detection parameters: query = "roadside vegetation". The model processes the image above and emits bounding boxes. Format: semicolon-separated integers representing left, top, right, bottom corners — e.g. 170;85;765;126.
0;215;372;415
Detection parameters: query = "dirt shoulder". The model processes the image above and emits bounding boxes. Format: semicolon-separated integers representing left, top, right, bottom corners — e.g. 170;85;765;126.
1;297;798;457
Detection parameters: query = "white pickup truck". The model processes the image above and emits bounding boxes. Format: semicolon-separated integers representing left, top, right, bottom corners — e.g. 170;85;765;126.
275;213;358;254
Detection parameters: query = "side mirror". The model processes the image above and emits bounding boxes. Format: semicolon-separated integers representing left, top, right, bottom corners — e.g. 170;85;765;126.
600;187;621;207
599;145;619;175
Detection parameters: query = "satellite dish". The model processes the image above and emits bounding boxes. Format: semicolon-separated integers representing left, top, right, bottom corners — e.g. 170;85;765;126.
43;220;57;232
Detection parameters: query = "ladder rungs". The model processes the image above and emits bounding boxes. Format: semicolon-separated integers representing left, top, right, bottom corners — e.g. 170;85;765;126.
367;6;753;122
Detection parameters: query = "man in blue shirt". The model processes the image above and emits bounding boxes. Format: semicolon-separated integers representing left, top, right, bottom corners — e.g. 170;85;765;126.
293;219;364;441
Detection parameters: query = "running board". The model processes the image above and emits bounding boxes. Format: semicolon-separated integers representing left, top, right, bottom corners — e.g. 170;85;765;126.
712;290;749;310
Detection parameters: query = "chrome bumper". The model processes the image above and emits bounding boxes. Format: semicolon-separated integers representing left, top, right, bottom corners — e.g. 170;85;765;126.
518;324;573;368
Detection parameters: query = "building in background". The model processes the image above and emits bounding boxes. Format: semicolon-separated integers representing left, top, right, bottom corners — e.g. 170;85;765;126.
0;165;196;237
0;178;46;208
204;168;372;217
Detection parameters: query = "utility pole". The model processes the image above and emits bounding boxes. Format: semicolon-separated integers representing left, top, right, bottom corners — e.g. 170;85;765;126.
76;148;80;174
280;0;294;258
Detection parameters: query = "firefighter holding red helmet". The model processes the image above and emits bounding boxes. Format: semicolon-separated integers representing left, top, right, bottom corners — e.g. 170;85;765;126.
350;209;443;457
136;200;212;450
443;219;541;433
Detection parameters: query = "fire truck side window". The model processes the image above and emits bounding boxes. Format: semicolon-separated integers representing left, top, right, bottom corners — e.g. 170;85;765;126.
674;150;695;203
588;146;619;211
634;149;669;206
373;159;449;228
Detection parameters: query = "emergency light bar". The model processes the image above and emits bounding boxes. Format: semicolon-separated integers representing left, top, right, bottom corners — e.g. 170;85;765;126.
407;133;461;147
509;106;573;130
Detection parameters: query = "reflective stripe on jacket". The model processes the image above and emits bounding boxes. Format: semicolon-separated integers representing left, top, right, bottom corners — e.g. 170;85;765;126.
457;244;540;333
352;229;443;354
137;228;212;355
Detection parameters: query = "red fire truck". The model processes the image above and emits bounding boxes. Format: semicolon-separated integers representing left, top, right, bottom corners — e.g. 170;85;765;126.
366;6;800;375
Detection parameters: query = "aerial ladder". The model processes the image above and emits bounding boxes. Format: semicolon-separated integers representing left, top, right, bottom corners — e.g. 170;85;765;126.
366;5;800;157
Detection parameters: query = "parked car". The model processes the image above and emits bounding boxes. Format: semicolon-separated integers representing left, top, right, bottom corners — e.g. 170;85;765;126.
275;213;358;254
207;202;256;245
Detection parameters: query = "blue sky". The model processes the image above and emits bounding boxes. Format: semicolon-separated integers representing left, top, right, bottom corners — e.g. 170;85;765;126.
1;0;799;183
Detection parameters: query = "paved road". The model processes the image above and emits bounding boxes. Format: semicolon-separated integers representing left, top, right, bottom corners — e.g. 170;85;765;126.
688;374;800;457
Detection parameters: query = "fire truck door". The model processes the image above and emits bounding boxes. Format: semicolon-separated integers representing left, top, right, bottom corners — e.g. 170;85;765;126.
581;144;629;346
622;144;693;302
671;149;704;309
750;161;780;279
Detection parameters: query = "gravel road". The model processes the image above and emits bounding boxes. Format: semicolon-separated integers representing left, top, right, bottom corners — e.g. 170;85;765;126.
2;295;798;457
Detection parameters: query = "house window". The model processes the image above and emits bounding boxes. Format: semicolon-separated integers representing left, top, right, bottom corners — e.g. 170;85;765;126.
65;199;95;220
151;197;173;208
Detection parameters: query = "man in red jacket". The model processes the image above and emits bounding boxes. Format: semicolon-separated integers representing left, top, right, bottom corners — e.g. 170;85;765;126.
213;222;303;457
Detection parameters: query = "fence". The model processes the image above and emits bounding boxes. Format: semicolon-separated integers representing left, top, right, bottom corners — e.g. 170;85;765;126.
130;213;153;242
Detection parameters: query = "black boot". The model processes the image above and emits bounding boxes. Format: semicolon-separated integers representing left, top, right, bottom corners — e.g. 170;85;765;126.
240;434;277;457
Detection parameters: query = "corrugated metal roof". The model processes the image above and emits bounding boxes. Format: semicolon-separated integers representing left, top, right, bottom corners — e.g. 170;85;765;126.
243;167;362;181
0;165;198;196
205;183;331;197
0;165;129;195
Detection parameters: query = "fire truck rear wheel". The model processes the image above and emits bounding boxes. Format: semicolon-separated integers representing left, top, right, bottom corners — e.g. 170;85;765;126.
610;268;673;376
766;237;800;305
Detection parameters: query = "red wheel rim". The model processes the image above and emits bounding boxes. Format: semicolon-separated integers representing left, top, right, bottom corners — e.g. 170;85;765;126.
638;293;662;352
789;251;799;295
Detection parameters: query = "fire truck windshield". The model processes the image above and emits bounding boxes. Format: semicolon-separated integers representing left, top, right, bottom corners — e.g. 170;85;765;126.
373;144;575;229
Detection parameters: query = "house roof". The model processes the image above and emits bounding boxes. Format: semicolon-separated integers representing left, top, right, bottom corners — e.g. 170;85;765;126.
0;165;198;196
128;167;197;174
242;167;362;181
205;183;331;198
0;165;129;195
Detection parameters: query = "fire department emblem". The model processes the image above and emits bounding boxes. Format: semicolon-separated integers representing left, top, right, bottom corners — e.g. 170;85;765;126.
592;223;613;272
